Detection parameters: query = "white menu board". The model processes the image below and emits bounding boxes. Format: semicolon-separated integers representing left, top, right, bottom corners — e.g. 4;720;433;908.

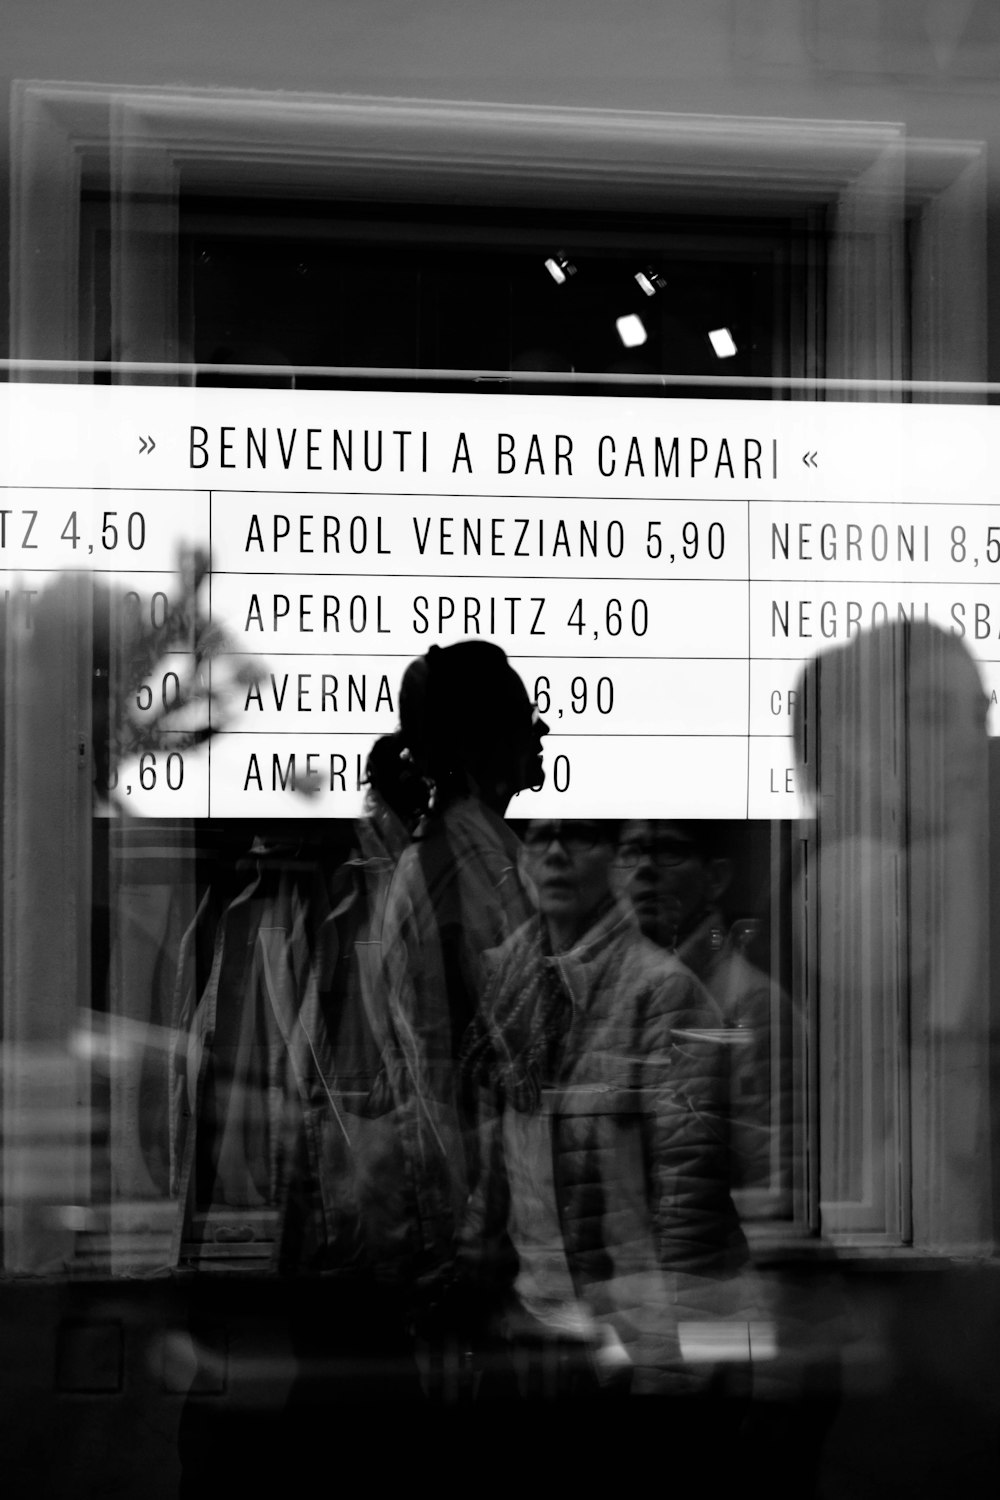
2;384;999;817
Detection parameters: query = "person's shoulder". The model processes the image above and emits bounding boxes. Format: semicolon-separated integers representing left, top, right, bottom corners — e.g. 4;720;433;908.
624;933;724;1024
382;838;424;901
442;795;510;841
624;927;694;981
711;944;772;1001
484;915;539;969
433;798;522;874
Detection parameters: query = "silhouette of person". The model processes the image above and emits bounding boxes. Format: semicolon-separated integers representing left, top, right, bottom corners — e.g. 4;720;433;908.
370;641;549;1310
248;649;547;1479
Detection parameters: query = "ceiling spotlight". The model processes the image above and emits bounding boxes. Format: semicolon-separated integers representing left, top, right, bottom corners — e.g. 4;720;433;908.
616;313;648;349
544;253;576;285
634;268;666;297
708;327;738;359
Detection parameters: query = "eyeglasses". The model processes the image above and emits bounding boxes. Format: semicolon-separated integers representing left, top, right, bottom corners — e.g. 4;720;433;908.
616;839;698;870
523;821;607;854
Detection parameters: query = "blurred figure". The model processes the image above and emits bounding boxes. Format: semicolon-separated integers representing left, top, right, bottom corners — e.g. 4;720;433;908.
275;732;422;1283
619;820;784;1212
1;561;261;1273
262;736;428;1479
794;618;991;1252
461;818;751;1456
762;618;992;1500
239;647;547;1485
620;818;844;1494
369;641;548;1313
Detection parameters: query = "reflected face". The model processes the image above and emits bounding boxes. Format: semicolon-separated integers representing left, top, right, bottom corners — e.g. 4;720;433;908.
523;821;616;926
816;627;989;839
509;686;550;794
906;644;988;828
619;821;709;947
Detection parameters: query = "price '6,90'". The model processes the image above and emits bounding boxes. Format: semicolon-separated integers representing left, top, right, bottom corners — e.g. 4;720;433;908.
533;675;614;718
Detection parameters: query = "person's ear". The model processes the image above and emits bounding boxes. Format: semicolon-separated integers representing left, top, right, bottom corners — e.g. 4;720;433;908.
706;857;733;903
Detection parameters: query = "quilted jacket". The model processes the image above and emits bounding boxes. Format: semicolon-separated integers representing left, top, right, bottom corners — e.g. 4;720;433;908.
462;902;751;1394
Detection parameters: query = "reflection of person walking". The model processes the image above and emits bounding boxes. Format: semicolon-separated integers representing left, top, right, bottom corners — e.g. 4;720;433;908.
619;820;783;1208
794;619;991;1251
371;642;549;1316
461;819;752;1480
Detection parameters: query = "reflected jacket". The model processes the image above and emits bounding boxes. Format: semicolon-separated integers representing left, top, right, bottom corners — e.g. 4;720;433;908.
462;903;749;1392
372;796;533;1287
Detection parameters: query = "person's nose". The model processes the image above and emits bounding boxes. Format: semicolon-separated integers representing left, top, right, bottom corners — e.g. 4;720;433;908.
628;868;657;903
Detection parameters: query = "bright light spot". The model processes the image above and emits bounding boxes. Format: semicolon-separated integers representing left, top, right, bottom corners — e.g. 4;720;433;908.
616;314;647;348
679;1321;752;1363
69;1027;100;1060
709;327;738;358
544;258;567;285
634;272;656;297
56;1205;101;1231
69;1021;142;1064
748;1322;779;1361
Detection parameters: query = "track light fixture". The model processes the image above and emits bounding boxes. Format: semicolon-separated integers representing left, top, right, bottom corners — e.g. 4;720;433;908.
634;268;666;297
708;327;738;358
544;252;577;285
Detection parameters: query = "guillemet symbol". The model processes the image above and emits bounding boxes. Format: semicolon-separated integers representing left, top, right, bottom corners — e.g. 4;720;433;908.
802;450;818;468
138;435;156;455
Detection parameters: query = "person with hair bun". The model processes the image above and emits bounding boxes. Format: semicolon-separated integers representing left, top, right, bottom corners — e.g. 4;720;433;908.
371;640;549;818
370;640;548;1320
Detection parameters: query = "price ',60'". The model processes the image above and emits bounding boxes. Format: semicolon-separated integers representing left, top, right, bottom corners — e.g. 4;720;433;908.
107;750;184;794
138;751;185;791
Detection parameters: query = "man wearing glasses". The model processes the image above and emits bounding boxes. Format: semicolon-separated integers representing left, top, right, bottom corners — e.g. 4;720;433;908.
619;821;780;1210
461;819;751;1433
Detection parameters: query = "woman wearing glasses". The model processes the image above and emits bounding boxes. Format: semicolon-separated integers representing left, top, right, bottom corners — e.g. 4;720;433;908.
461;818;750;1428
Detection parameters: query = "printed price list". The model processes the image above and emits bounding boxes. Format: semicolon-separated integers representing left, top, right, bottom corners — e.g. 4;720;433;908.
4;386;1000;816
